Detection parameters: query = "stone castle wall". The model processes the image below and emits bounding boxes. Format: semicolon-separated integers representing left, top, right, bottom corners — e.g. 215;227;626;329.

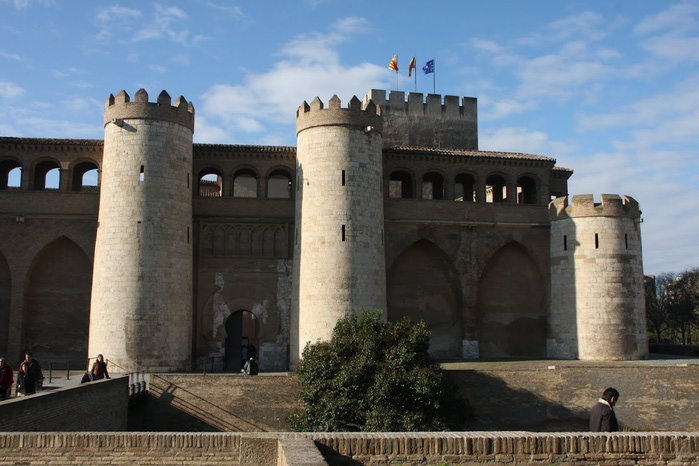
90;90;195;372
548;195;646;360
0;87;647;371
291;96;386;363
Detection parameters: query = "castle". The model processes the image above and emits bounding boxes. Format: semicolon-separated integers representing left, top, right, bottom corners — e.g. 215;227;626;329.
0;88;648;372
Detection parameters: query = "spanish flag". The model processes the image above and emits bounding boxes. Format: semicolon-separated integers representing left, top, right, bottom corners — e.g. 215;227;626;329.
408;56;416;77
388;54;398;71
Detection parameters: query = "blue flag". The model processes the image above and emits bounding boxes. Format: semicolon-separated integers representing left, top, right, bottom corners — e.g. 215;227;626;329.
422;59;434;74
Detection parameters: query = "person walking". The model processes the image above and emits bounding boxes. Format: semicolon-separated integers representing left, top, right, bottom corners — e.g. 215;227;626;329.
590;387;620;432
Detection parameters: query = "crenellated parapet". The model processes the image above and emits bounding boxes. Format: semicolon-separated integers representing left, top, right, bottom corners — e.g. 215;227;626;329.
363;89;478;150
365;89;476;119
549;194;640;220
104;89;195;132
295;95;382;135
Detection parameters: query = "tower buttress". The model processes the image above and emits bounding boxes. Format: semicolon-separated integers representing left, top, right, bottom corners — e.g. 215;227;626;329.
548;194;647;360
89;89;195;372
291;95;386;364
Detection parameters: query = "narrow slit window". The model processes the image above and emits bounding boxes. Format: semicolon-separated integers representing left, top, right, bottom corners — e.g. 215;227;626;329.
563;235;567;251
187;227;190;244
341;224;346;242
140;165;145;182
595;233;599;249
187;173;190;189
625;233;628;250
342;170;346;186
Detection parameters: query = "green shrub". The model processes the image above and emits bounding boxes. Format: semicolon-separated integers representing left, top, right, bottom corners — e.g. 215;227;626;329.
288;310;452;432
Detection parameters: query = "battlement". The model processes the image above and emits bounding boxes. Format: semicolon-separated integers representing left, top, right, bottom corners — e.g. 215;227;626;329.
363;89;478;150
295;94;383;135
365;89;477;119
103;89;195;132
549;194;641;220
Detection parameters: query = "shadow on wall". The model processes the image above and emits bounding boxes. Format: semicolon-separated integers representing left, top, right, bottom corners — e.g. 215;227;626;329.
128;390;220;432
446;370;589;432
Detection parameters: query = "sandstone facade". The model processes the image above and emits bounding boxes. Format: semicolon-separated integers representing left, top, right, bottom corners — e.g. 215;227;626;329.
0;88;647;371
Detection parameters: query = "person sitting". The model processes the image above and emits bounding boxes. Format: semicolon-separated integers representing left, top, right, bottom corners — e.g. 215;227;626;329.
241;357;258;376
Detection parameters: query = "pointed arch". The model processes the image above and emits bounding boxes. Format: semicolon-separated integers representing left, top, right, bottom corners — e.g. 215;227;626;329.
387;239;461;358
476;241;546;358
24;237;92;366
0;251;10;355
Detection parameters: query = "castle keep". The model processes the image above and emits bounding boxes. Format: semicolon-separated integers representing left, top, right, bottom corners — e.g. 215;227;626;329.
0;88;648;372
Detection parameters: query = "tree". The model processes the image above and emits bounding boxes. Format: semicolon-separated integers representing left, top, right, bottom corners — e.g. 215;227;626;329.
288;310;453;432
665;269;699;344
645;275;666;343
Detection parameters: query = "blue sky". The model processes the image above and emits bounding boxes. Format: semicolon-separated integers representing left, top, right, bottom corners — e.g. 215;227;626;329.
1;0;697;276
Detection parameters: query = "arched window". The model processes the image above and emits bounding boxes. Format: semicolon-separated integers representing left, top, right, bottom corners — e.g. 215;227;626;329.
485;174;507;203
267;169;292;199
517;176;537;204
454;173;475;202
233;169;258;198
388;170;414;199
0;160;21;190
71;161;99;192
199;169;223;198
34;160;60;190
422;172;445;200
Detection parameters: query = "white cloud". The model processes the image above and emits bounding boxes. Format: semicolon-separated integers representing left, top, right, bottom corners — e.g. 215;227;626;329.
198;17;387;144
547;11;609;42
0;81;25;99
0;50;22;60
640;35;699;62
634;2;699;35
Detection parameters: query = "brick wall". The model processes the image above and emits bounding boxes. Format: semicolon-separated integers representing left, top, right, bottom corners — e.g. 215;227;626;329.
311;432;699;465
0;432;697;465
0;377;128;431
446;362;699;432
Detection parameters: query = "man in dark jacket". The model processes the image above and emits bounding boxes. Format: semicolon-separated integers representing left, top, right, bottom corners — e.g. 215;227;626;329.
18;352;42;395
590;387;620;432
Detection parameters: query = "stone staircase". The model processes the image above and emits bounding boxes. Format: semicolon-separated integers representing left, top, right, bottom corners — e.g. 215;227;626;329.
132;373;302;432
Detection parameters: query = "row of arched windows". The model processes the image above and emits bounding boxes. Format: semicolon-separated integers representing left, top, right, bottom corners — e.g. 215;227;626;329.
0;159;99;191
2;157;545;205
197;168;293;199
389;170;542;204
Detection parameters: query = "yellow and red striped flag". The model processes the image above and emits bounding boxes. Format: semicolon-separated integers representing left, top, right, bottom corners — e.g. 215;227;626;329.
408;56;416;77
388;54;398;71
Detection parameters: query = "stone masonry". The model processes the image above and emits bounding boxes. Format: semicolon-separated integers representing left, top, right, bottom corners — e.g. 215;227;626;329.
0;88;647;371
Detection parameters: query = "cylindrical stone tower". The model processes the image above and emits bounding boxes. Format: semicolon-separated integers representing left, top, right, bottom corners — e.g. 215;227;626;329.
290;95;387;364
89;89;195;372
548;194;648;360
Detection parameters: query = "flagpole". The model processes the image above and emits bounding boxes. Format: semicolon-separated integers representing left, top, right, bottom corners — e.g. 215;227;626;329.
433;59;436;94
413;54;417;92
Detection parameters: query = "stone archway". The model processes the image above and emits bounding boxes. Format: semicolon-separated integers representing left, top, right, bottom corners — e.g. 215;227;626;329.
476;242;546;358
0;252;10;356
224;310;259;372
387;239;461;358
24;237;92;367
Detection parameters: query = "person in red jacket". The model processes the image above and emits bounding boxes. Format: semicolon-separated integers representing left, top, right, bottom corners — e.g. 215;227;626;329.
0;357;14;400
